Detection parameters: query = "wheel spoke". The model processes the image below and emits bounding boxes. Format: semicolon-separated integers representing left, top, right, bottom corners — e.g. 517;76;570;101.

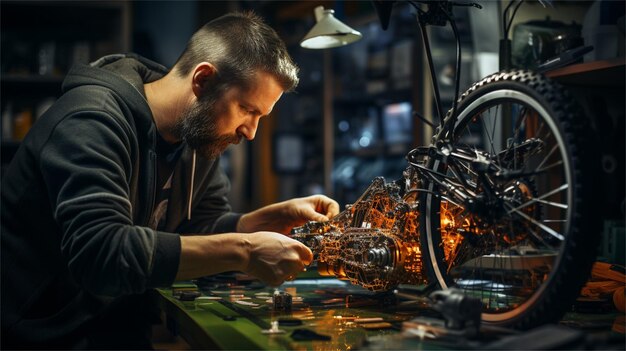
491;106;498;150
512;107;529;142
533;197;568;209
526;225;557;251
507;183;569;214
505;203;566;241
480;108;498;156
536;160;564;173
535;143;559;171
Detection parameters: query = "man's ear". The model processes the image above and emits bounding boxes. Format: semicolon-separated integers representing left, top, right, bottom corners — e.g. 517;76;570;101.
191;62;217;98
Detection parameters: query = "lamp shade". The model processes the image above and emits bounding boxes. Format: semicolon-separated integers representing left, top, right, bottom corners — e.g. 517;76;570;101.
300;6;362;49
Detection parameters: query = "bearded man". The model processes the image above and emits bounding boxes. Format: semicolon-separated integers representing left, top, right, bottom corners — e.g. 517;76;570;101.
1;11;338;349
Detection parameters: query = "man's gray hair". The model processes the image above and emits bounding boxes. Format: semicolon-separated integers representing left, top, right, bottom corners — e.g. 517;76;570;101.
173;11;299;93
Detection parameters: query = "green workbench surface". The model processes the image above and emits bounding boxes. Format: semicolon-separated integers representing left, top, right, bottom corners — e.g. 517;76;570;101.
157;275;624;350
158;276;432;350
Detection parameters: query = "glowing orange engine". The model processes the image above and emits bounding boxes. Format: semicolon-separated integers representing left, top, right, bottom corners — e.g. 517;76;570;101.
292;175;465;292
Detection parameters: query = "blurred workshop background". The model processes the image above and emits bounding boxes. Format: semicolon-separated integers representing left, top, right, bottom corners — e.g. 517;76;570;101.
1;0;623;223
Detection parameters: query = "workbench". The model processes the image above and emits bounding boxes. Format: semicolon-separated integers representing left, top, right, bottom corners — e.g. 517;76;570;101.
157;272;623;350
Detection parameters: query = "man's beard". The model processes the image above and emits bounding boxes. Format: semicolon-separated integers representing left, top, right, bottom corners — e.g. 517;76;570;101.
173;92;242;159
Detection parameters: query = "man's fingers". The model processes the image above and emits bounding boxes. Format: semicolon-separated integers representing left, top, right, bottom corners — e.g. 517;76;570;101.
309;213;329;222
295;243;314;265
314;195;340;218
326;201;340;218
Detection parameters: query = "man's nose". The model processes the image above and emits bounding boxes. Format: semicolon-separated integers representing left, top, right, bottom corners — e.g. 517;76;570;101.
239;117;260;140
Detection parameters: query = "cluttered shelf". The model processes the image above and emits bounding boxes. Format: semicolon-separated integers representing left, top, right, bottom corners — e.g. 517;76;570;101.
1;74;65;98
1;74;65;84
545;57;625;87
1;0;131;155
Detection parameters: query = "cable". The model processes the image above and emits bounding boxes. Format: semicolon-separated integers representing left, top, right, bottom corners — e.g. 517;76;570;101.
505;1;524;38
413;111;436;129
440;2;462;135
502;0;516;39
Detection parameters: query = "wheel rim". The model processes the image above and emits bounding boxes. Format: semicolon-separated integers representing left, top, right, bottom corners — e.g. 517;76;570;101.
425;89;573;322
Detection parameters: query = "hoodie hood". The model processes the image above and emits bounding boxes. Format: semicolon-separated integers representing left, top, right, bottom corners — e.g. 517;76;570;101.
66;53;168;90
62;54;168;128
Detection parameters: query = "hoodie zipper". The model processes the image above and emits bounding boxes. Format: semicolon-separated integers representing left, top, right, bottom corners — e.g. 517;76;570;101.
124;74;194;225
187;150;196;221
142;150;157;226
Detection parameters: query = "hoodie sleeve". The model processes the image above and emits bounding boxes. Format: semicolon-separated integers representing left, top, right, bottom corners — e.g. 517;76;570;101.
40;107;180;297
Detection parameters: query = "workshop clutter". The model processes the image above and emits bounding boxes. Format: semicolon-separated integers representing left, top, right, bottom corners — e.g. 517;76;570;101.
579;261;625;313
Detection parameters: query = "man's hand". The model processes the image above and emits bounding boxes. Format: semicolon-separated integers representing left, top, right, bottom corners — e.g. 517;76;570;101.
243;232;313;286
237;195;340;235
176;231;313;285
